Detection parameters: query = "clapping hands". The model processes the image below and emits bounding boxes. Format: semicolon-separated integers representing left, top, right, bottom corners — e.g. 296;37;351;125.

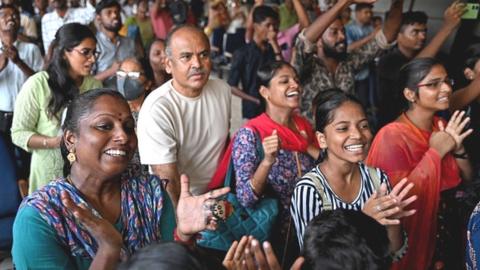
61;191;123;256
223;236;304;270
438;110;473;153
362;178;417;226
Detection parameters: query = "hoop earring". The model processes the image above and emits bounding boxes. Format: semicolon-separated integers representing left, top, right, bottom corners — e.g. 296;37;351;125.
67;149;76;165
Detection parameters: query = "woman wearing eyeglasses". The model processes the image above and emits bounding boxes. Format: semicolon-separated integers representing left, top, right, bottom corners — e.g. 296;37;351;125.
11;23;102;194
366;57;473;270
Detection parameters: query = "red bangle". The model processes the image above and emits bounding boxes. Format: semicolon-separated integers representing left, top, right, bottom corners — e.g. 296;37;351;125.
173;228;196;246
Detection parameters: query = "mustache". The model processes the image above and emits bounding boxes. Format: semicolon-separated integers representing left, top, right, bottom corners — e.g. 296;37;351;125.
188;68;207;77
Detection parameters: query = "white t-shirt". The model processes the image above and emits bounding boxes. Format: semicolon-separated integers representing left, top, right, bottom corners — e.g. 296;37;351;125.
137;78;231;194
0;41;43;112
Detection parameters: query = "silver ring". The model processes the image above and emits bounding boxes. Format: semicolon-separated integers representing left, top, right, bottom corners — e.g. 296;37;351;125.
376;205;382;212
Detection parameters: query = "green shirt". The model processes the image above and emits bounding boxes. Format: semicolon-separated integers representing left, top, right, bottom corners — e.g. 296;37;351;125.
279;4;298;31
13;207;100;270
124;16;154;50
11;71;102;193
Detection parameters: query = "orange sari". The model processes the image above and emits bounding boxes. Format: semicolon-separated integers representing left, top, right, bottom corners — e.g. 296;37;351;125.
366;113;460;270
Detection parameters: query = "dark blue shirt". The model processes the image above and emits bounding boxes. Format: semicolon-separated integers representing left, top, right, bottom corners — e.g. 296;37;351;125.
228;42;276;119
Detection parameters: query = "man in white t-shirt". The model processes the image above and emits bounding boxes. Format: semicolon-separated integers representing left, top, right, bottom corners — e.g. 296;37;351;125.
137;25;231;205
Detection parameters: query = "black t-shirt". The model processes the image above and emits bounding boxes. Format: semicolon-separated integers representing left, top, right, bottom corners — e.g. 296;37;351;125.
228;42;276;119
376;47;410;128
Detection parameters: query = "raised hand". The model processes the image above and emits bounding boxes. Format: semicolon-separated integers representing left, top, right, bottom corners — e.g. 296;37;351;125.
262;130;280;165
223;236;251;270
439;110;473;152
243;239;281;270
267;29;278;43
362;183;402;225
429;129;456;158
5;46;20;64
388;178;417;219
176;174;230;239
60;191;123;253
243;238;304;270
443;1;466;29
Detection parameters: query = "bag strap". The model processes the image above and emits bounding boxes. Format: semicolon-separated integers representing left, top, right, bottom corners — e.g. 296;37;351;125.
281;151;302;269
311;166;381;211
308;169;333;211
367;166;382;192
224;128;264;188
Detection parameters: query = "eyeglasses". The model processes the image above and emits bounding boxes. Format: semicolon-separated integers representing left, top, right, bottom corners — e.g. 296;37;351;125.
416;78;454;89
72;48;100;59
116;70;144;79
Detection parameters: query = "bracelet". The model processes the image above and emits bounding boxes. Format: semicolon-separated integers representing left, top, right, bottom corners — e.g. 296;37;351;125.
249;179;261;197
43;138;48;148
173;228;196;246
453;151;468;159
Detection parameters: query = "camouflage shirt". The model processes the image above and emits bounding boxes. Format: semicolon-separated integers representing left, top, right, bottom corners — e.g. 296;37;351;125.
293;30;393;123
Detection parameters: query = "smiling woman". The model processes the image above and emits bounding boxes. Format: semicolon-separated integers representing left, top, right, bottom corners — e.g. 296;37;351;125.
290;89;416;263
207;61;319;265
12;89;230;270
366;57;473;270
10;23;102;194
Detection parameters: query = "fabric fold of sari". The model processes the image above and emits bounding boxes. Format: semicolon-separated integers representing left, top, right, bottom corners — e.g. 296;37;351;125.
22;174;167;259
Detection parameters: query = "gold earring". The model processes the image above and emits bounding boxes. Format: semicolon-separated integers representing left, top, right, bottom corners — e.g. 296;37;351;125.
67;149;76;164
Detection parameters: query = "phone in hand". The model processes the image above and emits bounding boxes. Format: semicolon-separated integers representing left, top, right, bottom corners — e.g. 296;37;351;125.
462;3;480;20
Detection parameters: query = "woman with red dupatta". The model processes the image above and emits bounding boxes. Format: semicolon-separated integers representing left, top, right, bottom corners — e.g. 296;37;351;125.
366;58;473;270
208;61;319;263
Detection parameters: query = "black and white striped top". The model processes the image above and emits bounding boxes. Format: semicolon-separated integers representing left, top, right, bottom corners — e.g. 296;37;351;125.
290;162;390;247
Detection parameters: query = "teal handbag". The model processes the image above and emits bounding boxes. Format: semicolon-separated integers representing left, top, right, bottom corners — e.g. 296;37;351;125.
197;132;279;251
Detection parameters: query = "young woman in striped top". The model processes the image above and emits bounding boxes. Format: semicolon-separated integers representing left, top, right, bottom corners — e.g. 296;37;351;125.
290;89;416;261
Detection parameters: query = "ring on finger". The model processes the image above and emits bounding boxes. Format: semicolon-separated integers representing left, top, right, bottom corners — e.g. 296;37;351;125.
376;205;382;212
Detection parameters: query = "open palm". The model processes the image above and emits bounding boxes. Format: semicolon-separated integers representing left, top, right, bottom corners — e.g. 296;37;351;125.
176;174;230;236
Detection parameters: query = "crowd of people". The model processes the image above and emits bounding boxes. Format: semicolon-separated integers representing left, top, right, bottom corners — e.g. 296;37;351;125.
1;0;480;269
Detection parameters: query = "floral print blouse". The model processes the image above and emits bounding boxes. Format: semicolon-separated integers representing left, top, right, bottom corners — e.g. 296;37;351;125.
232;127;315;236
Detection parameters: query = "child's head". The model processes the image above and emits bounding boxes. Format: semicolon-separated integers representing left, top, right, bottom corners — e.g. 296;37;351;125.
302;209;391;270
313;89;371;163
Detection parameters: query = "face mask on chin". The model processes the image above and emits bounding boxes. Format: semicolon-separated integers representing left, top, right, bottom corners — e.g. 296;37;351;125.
116;76;145;101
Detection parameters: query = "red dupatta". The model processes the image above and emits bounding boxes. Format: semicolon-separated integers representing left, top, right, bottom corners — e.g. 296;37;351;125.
208;113;316;190
366;113;460;270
